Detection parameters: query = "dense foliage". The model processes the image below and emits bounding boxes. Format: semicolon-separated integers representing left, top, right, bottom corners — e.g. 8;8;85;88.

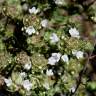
0;0;96;96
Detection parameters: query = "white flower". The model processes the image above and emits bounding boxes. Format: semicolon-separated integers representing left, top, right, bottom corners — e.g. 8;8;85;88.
41;19;48;28
52;53;61;62
4;78;12;87
26;26;36;35
50;33;59;43
72;50;84;59
61;54;69;63
54;0;63;5
24;63;32;70
48;53;61;65
69;28;80;38
48;57;57;65
22;80;32;91
76;51;83;59
29;7;39;14
46;69;54;76
20;72;27;78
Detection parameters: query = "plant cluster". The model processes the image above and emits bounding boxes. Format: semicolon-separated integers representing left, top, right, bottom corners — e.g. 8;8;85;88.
0;0;96;96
